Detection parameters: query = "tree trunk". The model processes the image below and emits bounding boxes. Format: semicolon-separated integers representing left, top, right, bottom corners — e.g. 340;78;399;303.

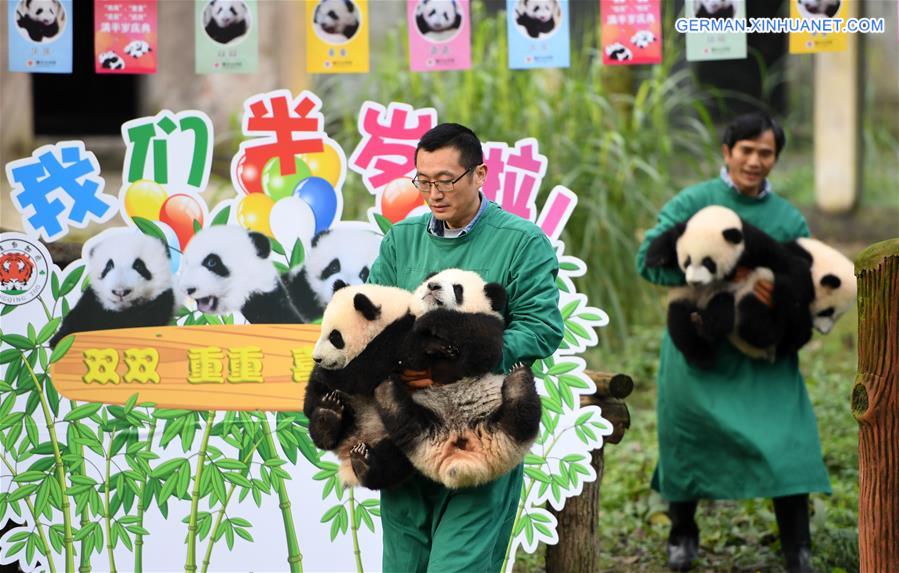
545;447;604;573
853;238;899;573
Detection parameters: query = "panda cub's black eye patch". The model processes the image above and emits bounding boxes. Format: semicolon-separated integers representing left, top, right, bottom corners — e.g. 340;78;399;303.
101;260;115;279
683;256;692;268
453;284;464;305
328;330;345;349
321;259;341;280
132;258;152;281
359;266;369;283
327;9;338;19
701;257;717;275
817;308;835;318
202;254;229;277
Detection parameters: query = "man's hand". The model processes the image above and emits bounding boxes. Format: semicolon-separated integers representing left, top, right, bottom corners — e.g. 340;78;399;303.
753;279;774;307
399;368;434;391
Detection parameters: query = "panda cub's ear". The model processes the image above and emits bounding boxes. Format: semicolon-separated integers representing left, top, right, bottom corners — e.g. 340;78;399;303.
354;293;381;321
343;0;355;12
722;228;743;244
332;279;348;293
484;283;507;315
247;231;271;259
820;274;842;289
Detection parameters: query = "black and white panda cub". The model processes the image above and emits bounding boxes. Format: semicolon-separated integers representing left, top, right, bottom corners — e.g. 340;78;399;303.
285;227;380;322
415;0;462;37
16;0;63;43
303;282;415;489
375;269;542;489
515;0;559;39
646;205;812;368
50;231;176;348
694;0;735;19
786;237;857;334
179;226;301;324
203;0;249;44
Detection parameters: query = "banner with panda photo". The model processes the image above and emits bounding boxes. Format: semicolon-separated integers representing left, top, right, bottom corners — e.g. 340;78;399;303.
306;0;370;74
407;0;472;72
7;0;73;73
195;0;259;74
506;0;571;70
0;91;611;572
685;0;747;62
600;0;662;66
94;0;158;75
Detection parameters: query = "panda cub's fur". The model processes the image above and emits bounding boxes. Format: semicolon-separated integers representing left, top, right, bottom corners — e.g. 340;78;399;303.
285;227;380;322
179;226;301;324
646;205;812;368
50;231;176;348
303;282;415;489
375;269;542;489
785;237;857;334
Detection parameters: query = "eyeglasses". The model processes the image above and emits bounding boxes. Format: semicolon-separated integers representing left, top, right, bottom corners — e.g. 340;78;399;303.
410;166;475;194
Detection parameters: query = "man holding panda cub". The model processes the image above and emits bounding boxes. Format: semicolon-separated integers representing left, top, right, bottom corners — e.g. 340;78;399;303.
367;123;564;572
636;112;830;573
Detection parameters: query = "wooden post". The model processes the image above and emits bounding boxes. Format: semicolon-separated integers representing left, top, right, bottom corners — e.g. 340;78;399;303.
545;371;633;573
853;238;899;573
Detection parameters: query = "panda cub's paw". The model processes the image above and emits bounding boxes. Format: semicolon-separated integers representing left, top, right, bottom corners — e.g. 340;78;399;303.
350;442;371;480
502;365;536;402
423;338;459;359
319;391;344;415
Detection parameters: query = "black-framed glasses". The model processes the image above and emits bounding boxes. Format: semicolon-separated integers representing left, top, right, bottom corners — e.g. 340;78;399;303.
410;166;475;194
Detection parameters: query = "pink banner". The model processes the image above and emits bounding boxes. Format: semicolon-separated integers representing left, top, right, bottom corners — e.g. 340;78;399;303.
95;0;157;74
407;0;471;72
600;0;661;66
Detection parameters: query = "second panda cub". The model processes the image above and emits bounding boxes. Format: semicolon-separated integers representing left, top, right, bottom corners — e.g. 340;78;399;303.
375;269;542;489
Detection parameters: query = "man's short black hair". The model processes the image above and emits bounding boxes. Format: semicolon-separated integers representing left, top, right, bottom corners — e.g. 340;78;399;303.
416;123;484;170
722;112;787;158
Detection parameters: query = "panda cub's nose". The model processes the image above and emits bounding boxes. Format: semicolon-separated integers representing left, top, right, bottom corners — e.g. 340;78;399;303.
113;288;132;297
312;356;322;364
186;287;196;295
427;282;441;291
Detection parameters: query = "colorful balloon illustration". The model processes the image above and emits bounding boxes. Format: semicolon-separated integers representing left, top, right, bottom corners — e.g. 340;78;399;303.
381;177;425;223
292;177;338;235
237;193;275;237
154;220;182;274
269;197;317;257
123;179;167;220
235;152;265;194
159;194;204;249
262;156;312;201
299;142;343;188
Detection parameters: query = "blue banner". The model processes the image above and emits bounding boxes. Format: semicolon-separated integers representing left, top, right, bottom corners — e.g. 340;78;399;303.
506;0;570;69
8;0;73;73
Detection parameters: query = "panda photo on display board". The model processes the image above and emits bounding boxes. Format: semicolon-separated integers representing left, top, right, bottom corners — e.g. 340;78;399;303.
49;230;176;348
178;225;302;324
514;0;562;40
374;269;542;489
99;51;125;70
797;0;841;19
694;0;735;19
15;0;66;43
312;0;361;44
202;0;250;45
414;0;463;43
284;225;381;323
303;282;416;489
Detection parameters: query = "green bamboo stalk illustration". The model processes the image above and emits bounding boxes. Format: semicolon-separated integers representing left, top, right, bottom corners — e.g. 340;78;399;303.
103;432;118;573
68;400;92;573
348;489;363;573
200;429;265;573
185;411;216;573
0;454;57;573
260;416;303;573
19;353;74;573
133;420;157;573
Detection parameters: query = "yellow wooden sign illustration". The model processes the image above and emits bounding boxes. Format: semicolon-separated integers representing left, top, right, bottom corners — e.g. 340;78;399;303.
49;324;320;411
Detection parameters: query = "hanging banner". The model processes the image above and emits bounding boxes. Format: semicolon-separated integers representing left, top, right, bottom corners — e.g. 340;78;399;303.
685;0;747;61
789;0;850;53
95;0;158;74
306;0;370;74
7;0;73;73
506;0;570;69
1;92;611;573
195;0;259;74
600;0;662;66
407;0;471;72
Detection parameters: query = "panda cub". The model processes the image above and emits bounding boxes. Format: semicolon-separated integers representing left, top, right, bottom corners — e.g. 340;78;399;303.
375;269;542;489
50;231;176;348
99;51;125;70
203;0;249;44
646;205;812;368
415;0;462;38
16;0;63;43
605;43;633;62
285;227;380;322
179;226;301;324
303;282;415;489
694;0;735;19
514;0;560;39
786;237;857;334
313;0;360;41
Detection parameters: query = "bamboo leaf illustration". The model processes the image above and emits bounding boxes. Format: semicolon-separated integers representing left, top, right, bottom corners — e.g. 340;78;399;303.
36;319;60;345
216;460;247;471
234;527;253;542
59;265;86;298
13;471;46;483
2;334;32;349
211;206;231;226
222;473;251;488
64;402;102;422
48;335;75;364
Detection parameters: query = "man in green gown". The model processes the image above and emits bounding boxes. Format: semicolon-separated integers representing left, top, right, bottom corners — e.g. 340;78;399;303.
635;112;831;573
368;123;564;572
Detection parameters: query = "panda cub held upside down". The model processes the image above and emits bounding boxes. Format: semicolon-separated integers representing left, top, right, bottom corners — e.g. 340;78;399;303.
374;269;542;489
303;282;415;490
